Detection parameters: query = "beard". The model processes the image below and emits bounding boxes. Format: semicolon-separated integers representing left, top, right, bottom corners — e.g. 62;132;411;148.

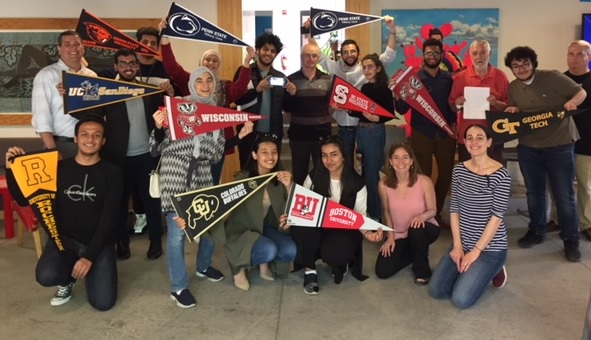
424;58;441;69
343;57;358;67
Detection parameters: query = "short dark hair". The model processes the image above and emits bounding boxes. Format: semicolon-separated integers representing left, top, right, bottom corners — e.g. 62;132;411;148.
113;48;137;64
428;28;443;38
75;114;106;136
255;33;284;54
136;27;161;46
423;38;443;53
504;46;538;69
340;39;360;55
58;30;81;46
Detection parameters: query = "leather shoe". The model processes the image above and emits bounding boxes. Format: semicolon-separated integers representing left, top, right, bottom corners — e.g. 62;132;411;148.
147;240;163;260
259;267;275;281
582;229;591;242
233;273;250;291
116;242;131;260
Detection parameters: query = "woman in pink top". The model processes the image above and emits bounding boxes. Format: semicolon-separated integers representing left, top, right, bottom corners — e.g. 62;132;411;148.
367;143;440;284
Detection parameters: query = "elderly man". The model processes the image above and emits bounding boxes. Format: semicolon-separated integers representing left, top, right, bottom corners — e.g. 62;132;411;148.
32;30;97;159
564;40;591;241
283;44;332;185
505;46;586;261
449;39;509;162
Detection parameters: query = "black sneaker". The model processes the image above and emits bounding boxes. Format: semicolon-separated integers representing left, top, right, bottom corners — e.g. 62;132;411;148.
564;240;581;262
170;289;196;308
303;273;319;295
147;240;163;260
196;267;224;282
517;230;545;248
50;282;75;306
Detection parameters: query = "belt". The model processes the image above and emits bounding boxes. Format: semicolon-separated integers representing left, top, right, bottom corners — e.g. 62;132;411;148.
338;125;357;130
53;136;75;142
358;122;378;128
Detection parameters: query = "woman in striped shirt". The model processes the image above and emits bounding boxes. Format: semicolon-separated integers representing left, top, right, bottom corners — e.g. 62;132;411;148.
429;124;511;309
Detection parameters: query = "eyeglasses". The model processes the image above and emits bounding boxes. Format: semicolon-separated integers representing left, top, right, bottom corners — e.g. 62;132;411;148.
510;61;532;71
423;51;441;58
362;64;376;71
117;61;139;68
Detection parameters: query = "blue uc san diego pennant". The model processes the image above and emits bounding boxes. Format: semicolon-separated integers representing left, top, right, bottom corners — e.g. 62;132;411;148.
162;2;248;47
63;71;164;115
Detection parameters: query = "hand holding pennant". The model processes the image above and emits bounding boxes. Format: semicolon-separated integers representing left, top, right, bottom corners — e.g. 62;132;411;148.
164;96;264;140
390;66;454;137
328;75;395;119
162;2;248;47
284;183;393;231
171;173;278;241
75;9;159;56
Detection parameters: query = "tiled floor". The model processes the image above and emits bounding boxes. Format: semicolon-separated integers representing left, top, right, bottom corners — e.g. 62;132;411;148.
1;194;589;339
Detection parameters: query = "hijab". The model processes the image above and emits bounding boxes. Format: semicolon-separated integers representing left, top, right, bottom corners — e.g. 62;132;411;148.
186;66;218;106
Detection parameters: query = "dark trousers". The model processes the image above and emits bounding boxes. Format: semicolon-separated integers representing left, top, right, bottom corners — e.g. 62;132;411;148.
458;143;504;163
36;235;118;311
375;222;440;279
118;152;163;245
291;227;359;270
289;139;321;185
410;129;456;216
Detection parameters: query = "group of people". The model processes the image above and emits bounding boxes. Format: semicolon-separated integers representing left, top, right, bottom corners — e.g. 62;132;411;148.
5;14;590;312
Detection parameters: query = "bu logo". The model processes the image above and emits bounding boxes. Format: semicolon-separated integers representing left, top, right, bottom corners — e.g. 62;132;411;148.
292;194;320;221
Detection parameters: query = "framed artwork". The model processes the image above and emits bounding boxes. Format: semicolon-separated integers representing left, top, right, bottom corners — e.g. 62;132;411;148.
381;8;500;77
0;18;159;125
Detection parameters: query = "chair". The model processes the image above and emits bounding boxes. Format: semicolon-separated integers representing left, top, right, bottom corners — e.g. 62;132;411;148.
12;201;44;258
0;175;16;239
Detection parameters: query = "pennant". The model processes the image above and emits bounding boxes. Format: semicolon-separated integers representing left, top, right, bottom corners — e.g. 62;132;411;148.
164;96;265;140
486;109;586;144
9;150;65;251
63;72;164;115
75;9;160;56
310;7;384;36
328;75;395;118
285;184;393;231
390;66;454;137
171;173;277;241
162;2;248;47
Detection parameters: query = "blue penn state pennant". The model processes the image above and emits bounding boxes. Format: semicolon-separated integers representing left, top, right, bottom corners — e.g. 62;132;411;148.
162;2;248;47
63;72;164;115
310;7;384;36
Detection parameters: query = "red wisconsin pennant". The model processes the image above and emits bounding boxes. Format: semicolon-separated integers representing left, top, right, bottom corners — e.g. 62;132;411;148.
164;96;265;140
329;75;394;118
76;9;160;57
390;66;454;137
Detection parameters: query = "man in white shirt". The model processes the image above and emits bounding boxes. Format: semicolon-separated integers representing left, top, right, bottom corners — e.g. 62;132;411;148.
31;30;97;159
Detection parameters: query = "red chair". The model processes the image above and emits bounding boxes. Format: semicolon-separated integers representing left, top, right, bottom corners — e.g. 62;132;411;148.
0;175;16;239
12;200;43;258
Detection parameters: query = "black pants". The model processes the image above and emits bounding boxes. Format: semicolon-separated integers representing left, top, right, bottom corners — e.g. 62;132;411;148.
291;227;360;270
375;222;440;279
36;235;118;311
118;152;163;245
289;139;321;185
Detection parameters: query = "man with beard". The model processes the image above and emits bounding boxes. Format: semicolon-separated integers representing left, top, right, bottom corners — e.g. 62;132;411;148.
233;33;296;167
84;48;173;261
449;39;509;162
303;18;397;164
564;40;591;242
395;38;456;229
32;30;97;159
504;46;586;261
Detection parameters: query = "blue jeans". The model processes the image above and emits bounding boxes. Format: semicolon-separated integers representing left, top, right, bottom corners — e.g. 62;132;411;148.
251;224;297;266
338;126;357;165
356;124;386;220
517;144;579;241
429;247;506;309
166;212;217;292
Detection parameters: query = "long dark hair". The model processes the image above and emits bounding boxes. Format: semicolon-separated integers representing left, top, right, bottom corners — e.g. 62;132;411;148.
361;53;388;88
310;135;358;200
240;134;282;178
383;143;422;189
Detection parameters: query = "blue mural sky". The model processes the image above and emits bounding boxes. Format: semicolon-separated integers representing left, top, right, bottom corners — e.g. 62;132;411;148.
381;8;500;76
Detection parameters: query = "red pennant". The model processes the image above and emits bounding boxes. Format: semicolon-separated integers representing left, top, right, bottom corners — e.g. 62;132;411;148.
329;75;395;118
165;96;264;140
76;9;160;57
390;66;454;137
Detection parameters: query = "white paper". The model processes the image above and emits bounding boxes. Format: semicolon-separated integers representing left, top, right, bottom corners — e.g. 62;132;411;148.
463;86;490;119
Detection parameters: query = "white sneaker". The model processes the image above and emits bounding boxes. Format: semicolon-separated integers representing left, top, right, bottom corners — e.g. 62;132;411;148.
133;214;147;234
50;282;75;306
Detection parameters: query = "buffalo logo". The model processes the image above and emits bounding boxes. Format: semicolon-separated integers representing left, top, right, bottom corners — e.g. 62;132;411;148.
83;22;112;44
186;194;220;230
312;11;338;31
168;12;202;37
176;103;201;135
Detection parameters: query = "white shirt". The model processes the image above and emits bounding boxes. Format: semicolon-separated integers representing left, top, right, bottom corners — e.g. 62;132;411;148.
31;59;97;137
319;46;397;126
303;175;367;216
